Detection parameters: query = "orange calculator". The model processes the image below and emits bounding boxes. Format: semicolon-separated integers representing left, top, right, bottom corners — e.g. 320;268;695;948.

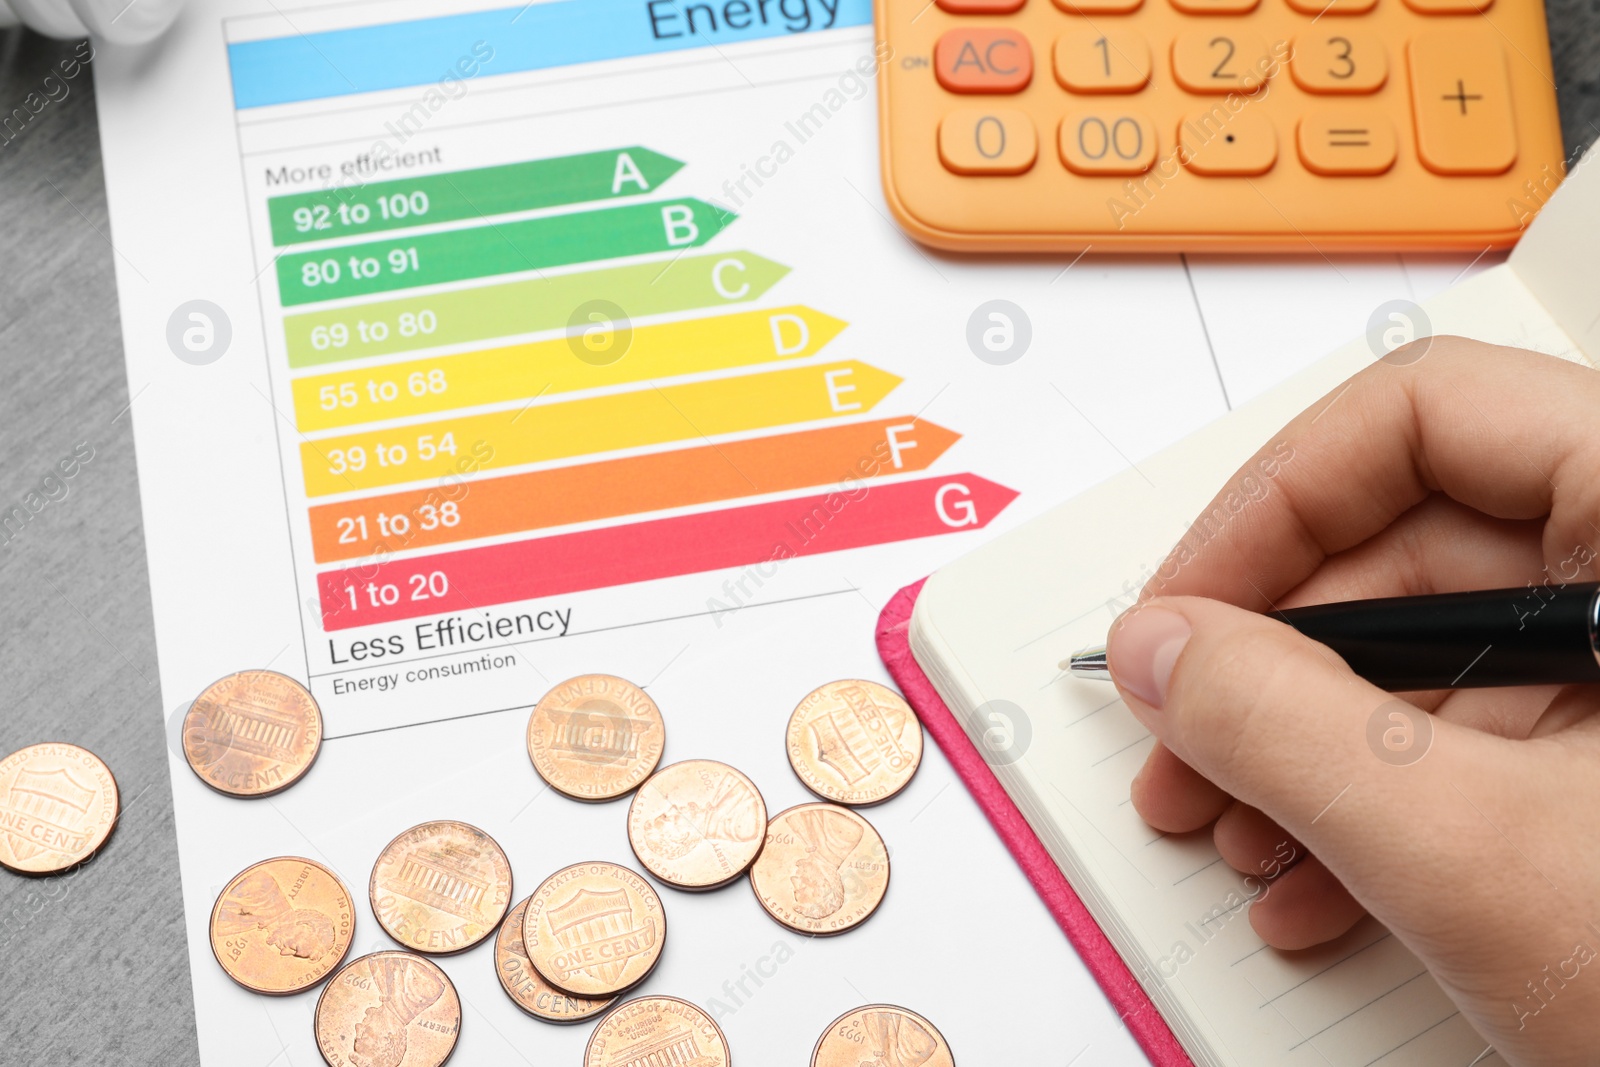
874;0;1566;250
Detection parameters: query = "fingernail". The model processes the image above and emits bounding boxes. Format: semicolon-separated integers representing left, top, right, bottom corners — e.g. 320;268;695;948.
1108;607;1191;711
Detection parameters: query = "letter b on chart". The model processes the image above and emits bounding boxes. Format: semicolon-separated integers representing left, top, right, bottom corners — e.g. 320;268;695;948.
662;204;699;246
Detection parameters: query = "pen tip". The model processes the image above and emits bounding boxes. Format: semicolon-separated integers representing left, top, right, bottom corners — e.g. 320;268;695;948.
1062;644;1112;680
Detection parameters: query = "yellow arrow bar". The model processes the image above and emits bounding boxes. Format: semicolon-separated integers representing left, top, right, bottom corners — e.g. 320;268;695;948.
300;360;901;497
291;305;848;433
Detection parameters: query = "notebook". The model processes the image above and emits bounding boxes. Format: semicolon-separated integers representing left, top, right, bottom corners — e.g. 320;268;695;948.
899;148;1600;1067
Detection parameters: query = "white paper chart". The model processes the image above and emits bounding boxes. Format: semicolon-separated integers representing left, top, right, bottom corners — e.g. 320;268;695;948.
90;0;1487;1062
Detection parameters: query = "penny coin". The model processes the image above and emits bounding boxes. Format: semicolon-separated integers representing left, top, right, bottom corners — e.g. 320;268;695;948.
748;802;889;936
526;674;665;801
495;896;615;1023
369;820;512;955
812;1004;954;1067
210;856;355;995
786;680;922;806
0;742;119;875
584;996;730;1067
182;670;323;798
522;860;666;997
315;950;460;1067
627;760;767;890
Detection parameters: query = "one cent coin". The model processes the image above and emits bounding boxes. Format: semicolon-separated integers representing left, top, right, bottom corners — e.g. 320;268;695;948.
812;1004;954;1067
495;895;615;1023
748;802;889;936
786;680;922;806
210;856;355;995
584;996;730;1067
369;820;512;955
315;950;460;1067
0;741;118;875
183;670;323;798
522;861;666;997
526;675;665;801
627;760;767;891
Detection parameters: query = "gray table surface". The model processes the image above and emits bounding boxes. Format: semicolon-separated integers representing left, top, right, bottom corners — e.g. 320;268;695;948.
0;13;1596;1064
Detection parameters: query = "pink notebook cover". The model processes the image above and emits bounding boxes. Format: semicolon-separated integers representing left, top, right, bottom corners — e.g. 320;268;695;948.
876;578;1193;1067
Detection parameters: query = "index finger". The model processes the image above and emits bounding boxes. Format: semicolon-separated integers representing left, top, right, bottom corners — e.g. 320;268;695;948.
1148;338;1600;609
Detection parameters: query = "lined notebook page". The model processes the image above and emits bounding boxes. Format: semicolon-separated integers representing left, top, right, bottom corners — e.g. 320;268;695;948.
910;265;1587;1067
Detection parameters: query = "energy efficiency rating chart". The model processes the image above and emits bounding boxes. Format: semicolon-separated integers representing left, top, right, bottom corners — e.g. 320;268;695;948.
112;6;1445;1062
266;145;1019;631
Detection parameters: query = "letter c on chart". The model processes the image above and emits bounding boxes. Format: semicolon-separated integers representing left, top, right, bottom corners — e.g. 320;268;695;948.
713;258;749;299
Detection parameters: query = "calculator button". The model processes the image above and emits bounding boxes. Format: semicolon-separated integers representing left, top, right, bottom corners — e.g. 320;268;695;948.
1285;0;1377;14
940;109;1039;174
1407;34;1516;174
937;0;1027;13
1059;112;1158;174
1054;30;1151;93
1179;110;1277;174
1170;0;1259;14
1172;32;1273;94
1051;0;1144;14
1403;0;1492;14
935;29;1034;94
1297;112;1397;174
1290;32;1387;93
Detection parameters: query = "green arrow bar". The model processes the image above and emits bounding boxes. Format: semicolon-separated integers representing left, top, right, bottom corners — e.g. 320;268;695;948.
277;198;734;307
283;251;790;368
267;148;684;247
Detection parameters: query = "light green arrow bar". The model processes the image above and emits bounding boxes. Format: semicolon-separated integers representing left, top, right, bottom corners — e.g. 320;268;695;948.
283;251;790;368
278;198;734;306
267;148;685;247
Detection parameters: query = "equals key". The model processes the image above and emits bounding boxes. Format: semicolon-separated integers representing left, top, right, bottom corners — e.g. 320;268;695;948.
1327;127;1372;147
1299;112;1396;175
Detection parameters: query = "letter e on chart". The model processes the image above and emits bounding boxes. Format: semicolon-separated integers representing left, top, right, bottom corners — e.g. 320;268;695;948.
825;368;860;412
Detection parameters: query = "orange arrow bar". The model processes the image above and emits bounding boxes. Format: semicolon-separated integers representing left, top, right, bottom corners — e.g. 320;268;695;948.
308;417;960;563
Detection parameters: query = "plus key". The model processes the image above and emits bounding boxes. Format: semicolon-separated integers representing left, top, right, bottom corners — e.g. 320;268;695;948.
1441;79;1483;115
1408;34;1516;174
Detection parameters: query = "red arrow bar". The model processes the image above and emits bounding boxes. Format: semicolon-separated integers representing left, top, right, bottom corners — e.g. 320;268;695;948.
317;473;1018;631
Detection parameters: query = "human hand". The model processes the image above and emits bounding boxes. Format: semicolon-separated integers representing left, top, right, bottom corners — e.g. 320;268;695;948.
1107;339;1600;1064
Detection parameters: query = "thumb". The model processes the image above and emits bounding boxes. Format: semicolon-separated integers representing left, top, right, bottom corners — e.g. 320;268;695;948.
1106;596;1492;879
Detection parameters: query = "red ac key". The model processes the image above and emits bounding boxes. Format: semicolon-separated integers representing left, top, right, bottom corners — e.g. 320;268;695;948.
934;29;1034;94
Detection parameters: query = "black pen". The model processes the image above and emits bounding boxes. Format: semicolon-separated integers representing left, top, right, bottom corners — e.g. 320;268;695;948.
1065;582;1600;691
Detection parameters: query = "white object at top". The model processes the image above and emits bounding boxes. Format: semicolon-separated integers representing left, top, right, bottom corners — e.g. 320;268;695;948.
0;0;181;45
